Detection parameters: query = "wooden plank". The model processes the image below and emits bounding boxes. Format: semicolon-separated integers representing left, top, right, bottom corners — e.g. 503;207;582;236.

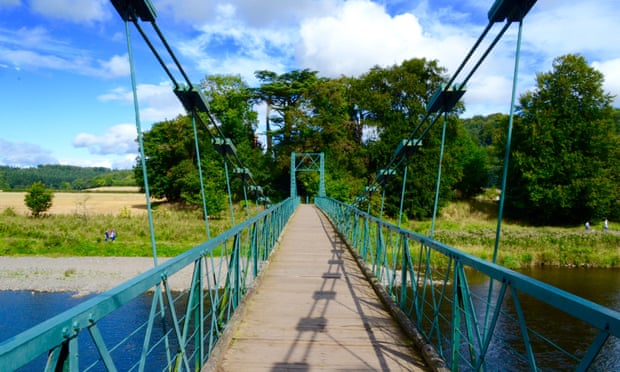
210;204;428;371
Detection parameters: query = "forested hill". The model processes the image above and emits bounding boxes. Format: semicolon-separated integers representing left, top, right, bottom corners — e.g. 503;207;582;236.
0;165;134;191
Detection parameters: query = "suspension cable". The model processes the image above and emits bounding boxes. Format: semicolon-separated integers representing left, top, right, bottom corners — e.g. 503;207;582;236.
429;112;448;238
359;2;537;228
124;19;159;266
190;111;212;239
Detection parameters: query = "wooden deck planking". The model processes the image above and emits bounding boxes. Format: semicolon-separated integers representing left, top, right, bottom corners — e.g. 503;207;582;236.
210;204;428;371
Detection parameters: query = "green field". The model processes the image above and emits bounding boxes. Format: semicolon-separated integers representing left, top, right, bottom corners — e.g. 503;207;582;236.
1;194;618;268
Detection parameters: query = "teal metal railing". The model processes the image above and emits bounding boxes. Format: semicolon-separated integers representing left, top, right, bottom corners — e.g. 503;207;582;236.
0;197;298;371
316;197;620;371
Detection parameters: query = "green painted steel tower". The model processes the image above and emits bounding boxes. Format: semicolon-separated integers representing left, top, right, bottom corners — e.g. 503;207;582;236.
290;152;326;198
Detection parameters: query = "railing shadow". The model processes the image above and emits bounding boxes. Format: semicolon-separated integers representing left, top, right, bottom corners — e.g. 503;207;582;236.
269;206;425;371
316;197;620;371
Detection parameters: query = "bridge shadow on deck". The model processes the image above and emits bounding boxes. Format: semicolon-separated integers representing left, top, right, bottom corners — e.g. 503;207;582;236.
212;204;427;371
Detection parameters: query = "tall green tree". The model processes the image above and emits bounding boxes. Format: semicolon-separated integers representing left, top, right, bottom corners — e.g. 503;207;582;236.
254;69;319;154
25;181;54;217
134;115;227;214
351;58;475;218
506;54;619;225
461;113;509;188
201;75;268;200
201;74;258;149
135;74;264;213
252;69;320;197
303;77;367;201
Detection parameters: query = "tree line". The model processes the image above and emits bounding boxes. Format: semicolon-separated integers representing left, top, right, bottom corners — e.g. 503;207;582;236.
135;54;619;226
8;54;616;227
0;165;134;191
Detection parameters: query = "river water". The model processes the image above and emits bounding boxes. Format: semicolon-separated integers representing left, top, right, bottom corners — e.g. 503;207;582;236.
466;267;620;370
0;268;618;370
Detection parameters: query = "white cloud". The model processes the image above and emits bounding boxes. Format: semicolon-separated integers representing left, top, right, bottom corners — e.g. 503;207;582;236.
462;74;514;116
56;156;113;169
0;139;57;167
525;1;620;60
30;0;109;23
592;58;620;106
73;124;137;155
54;154;135;170
97;54;129;78
0;48;67;71
271;0;485;81
98;82;184;122
177;19;297;85
0;27;128;78
157;0;339;28
0;26;76;56
112;154;138;170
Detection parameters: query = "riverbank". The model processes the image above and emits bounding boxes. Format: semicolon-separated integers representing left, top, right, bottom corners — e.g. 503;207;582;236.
0;257;193;295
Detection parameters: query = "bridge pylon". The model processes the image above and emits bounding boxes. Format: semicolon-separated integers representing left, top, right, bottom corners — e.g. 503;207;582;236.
290;152;325;198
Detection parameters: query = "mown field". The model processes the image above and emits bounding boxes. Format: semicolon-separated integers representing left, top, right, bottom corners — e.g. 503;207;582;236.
0;187;145;215
0;191;618;268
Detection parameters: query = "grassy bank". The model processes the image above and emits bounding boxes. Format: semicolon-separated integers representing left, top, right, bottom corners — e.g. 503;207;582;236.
407;201;620;269
1;199;618;268
0;206;231;257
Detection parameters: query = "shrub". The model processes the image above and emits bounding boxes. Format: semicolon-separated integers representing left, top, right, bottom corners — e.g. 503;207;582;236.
25;182;54;217
1;207;17;217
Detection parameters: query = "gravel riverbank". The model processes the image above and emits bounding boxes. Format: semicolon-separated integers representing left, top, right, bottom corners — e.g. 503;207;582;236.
0;257;194;295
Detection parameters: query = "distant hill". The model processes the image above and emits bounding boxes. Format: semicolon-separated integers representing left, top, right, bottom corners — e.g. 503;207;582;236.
0;165;135;191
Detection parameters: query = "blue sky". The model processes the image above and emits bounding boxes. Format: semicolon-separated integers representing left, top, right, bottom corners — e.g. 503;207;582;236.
1;0;619;169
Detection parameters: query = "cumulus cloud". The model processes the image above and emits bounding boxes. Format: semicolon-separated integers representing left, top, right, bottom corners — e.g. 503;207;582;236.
55;154;136;170
298;1;427;77
0;139;57;167
73;124;137;155
592;58;620;106
0;27;128;78
30;0;109;24
98;82;184;122
158;0;338;28
96;54;129;78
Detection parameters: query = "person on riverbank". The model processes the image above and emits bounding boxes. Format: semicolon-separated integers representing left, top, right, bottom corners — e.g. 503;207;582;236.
604;218;609;231
585;221;590;231
104;230;109;242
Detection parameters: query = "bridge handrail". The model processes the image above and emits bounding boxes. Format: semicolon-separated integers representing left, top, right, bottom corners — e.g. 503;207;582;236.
316;196;620;370
0;196;299;370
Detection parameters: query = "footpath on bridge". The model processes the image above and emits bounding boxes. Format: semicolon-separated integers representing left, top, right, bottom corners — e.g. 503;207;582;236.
209;204;428;371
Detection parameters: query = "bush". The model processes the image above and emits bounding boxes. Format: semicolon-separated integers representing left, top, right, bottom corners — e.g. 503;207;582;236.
24;182;54;217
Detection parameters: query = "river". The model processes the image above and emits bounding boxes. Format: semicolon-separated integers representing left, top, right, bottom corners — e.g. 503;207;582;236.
0;268;618;370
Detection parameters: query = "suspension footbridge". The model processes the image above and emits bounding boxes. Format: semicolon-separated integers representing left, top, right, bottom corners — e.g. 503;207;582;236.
208;204;429;371
1;0;619;371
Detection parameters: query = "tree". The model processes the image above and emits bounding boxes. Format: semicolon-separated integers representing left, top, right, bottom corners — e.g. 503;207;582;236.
135;74;264;213
461;113;509;188
254;69;319;154
201;74;258;149
505;54;620;225
351;58;472;218
25;181;54;217
305;77;368;201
